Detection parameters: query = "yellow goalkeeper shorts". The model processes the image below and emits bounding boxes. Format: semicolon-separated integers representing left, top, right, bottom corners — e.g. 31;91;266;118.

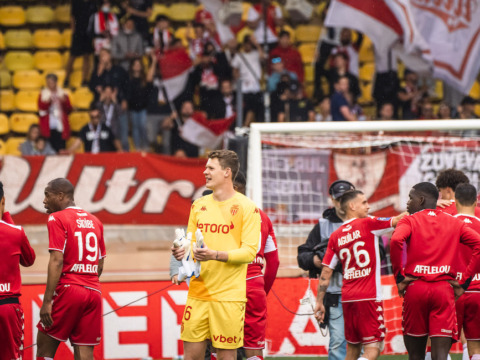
180;297;245;349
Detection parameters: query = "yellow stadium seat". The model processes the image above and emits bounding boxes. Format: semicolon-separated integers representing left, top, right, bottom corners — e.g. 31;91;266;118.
69;70;83;89
4;51;34;71
62;29;72;48
0;90;15;112
359;82;373;104
476;105;480;117
397;61;405;80
305;83;314;98
434;80;444;100
469;81;480;99
0;114;10;135
5;137;25;156
4;29;33;49
168;3;196;22
55;4;71;24
63;52;89;71
149;3;168;22
174;27;193;48
69;112;90;132
0;70;12;88
358;36;375;64
0;140;6;155
10;113;39;134
66;136;84;153
42;69;66;88
359;63;375;82
34;51;63;71
13;70;43;90
0;32;4;50
298;43;316;64
33;29;62;49
15;90;40;112
295;25;322;43
236;27;253;45
304;63;314;83
0;6;26;27
26;6;55;25
72;87;93;109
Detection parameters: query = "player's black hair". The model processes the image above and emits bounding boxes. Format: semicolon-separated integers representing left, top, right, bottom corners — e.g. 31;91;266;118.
0;181;4;199
435;169;469;190
412;182;439;202
455;183;477;207
278;30;290;38
48;178;75;200
155;14;169;23
339;190;363;214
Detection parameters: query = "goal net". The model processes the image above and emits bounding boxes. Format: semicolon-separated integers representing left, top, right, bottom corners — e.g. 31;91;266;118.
247;120;480;354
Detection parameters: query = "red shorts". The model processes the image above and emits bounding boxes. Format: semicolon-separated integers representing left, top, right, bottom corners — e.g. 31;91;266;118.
456;295;465;333
402;280;457;339
342;300;385;345
463;292;480;340
244;276;267;349
37;284;102;345
0;301;24;360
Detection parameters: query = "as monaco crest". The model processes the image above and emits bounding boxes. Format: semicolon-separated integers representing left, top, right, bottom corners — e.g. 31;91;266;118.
230;205;239;216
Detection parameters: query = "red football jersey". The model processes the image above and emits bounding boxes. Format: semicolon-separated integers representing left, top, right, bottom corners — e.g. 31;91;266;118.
323;216;393;302
0;220;35;300
438;200;480;217
48;207;106;291
247;209;278;280
391;209;480;283
454;214;480;292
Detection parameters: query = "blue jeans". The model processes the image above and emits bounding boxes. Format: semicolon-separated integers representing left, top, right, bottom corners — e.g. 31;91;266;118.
118;112;129;151
328;296;347;360
130;109;148;151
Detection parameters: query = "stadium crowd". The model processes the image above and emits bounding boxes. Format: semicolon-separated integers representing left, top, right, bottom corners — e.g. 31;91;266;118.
1;0;479;158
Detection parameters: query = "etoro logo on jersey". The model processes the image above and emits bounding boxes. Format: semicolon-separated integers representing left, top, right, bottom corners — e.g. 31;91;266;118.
196;221;234;234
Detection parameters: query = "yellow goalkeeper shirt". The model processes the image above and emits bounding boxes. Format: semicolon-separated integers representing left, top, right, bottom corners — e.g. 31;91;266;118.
187;192;261;302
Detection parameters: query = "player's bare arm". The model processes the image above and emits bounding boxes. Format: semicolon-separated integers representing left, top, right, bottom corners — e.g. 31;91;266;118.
193;243;228;262
314;266;333;323
447;279;465;300
392;211;408;227
98;258;105;278
437;199;452;208
172;245;186;261
40;250;64;328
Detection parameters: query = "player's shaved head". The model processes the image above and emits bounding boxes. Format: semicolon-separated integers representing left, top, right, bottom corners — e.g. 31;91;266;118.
413;182;439;202
407;182;438;213
455;183;477;207
47;178;75;200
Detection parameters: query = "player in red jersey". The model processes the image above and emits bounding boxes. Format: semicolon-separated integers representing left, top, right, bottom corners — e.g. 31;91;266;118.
36;178;106;360
390;182;480;360
435;168;480;217
314;190;405;360
454;183;480;360
0;181;36;360
234;172;279;360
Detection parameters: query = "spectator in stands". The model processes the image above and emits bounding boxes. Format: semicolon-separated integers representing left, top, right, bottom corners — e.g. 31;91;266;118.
145;79;171;153
38;74;72;152
223;38;239;65
231;35;264;125
189;22;208;61
315;96;332;122
162;100;199;157
111;17;144;72
246;0;283;52
457;96;479;119
437;102;453;119
377;102;395;121
126;54;156;151
98;85;122;140
327;53;360;100
397;69;425;120
345;92;366;121
270;82;290;122
269;31;304;83
267;57;298;93
330;28;362;78
89;48;129;149
277;81;315;122
65;0;97;88
418;100;437;120
330;76;357;121
152;15;172;54
88;0;119;55
21;124;56;156
120;0;152;45
67;104;123;154
209;79;236;120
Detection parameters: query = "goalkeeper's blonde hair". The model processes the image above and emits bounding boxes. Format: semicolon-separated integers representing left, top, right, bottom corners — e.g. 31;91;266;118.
208;150;240;181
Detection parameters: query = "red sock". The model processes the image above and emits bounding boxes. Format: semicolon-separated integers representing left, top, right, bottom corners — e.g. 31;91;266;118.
426;345;432;353
37;357;53;360
211;352;217;360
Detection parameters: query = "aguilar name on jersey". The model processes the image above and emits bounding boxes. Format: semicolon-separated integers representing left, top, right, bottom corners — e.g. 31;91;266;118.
48;206;106;291
323;216;393;302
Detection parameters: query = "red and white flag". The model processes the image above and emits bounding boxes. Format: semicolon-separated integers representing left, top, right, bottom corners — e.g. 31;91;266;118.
385;0;480;94
180;112;235;148
198;0;236;44
157;48;193;102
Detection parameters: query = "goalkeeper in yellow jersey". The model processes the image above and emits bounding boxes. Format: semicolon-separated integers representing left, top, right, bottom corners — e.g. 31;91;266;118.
172;149;261;360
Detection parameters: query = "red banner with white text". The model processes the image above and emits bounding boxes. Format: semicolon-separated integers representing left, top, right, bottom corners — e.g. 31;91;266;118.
21;276;465;360
0;154;207;225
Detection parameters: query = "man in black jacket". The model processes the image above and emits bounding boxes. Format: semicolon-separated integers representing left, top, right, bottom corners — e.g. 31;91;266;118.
297;180;354;360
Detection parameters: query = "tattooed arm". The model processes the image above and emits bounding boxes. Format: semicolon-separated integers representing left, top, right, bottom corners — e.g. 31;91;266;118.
314;266;334;323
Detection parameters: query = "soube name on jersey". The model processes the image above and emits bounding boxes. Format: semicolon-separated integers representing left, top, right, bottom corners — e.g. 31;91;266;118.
76;219;95;229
